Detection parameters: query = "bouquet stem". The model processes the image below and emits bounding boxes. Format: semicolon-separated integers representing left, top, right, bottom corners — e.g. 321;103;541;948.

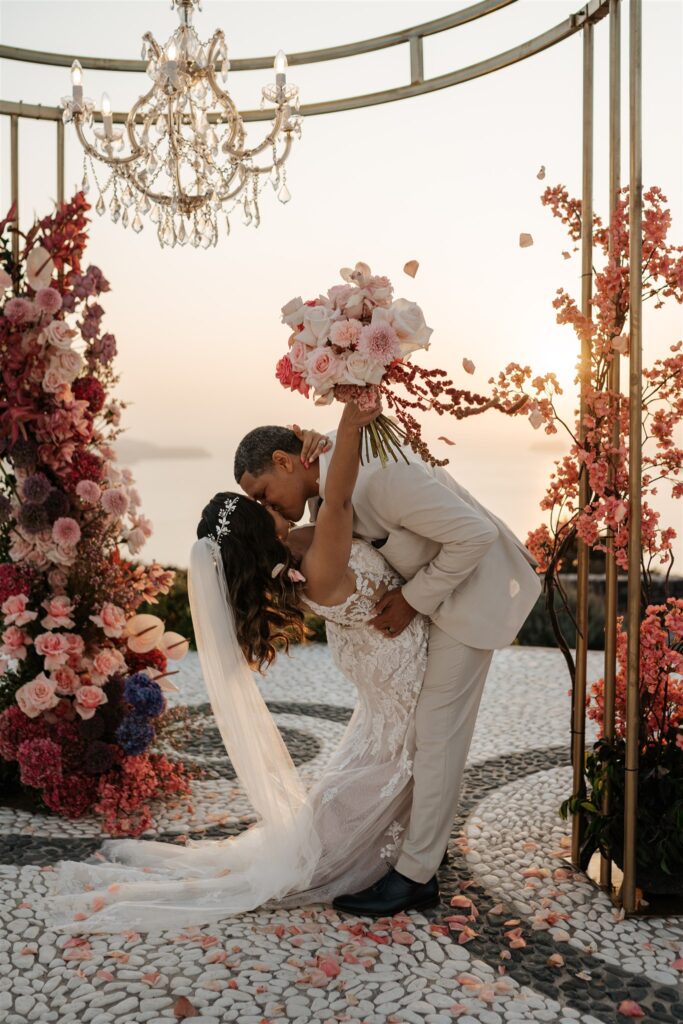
361;415;410;467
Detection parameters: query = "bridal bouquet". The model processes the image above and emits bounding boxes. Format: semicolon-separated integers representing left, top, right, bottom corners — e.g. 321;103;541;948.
277;262;430;464
276;261;532;466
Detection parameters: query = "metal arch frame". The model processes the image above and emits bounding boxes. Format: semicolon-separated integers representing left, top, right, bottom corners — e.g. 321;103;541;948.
0;0;609;123
0;0;647;915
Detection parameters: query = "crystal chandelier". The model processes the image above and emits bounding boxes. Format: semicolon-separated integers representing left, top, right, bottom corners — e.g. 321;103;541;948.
60;0;302;248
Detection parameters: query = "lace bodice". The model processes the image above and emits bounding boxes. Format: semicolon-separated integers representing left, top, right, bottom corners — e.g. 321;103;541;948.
303;538;404;626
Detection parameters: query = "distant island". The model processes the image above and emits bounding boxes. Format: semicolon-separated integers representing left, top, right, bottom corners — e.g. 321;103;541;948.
115;439;211;464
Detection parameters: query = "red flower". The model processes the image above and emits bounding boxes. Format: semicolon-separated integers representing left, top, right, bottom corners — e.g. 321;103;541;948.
16;737;63;788
0;705;48;761
43;770;98;818
66;446;104;488
0;563;33;605
73;376;105;413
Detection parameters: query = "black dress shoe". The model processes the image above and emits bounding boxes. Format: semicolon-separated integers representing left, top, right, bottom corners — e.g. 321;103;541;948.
333;867;440;916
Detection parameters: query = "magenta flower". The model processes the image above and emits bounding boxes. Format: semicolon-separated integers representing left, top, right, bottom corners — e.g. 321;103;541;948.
357;320;401;366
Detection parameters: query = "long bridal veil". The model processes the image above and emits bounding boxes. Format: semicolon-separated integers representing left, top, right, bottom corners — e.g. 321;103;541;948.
39;536;322;934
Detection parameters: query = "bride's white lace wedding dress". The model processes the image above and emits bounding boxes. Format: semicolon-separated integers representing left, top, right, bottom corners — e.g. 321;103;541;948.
40;540;428;934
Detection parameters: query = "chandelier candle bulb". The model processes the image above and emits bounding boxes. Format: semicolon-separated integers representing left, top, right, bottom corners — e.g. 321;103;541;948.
101;93;113;139
275;49;288;91
70;60;83;106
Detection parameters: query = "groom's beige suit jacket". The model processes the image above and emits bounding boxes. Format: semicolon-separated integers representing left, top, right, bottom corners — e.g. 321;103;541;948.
309;431;541;650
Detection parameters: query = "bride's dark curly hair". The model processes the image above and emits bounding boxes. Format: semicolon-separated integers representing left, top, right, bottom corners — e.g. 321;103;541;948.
197;492;308;672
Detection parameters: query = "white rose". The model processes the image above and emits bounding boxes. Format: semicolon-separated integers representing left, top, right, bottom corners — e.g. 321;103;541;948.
296;305;337;346
344;351;386;386
49;348;83;383
376;299;433;356
281;296;307;326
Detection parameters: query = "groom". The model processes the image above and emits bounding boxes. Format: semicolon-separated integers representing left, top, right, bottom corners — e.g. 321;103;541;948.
234;423;541;915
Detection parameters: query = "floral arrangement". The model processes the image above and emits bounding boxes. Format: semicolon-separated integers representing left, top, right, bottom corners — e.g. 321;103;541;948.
276;261;535;466
0;193;193;836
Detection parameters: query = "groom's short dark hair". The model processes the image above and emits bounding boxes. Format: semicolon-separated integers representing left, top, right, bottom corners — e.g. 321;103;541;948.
234;426;303;482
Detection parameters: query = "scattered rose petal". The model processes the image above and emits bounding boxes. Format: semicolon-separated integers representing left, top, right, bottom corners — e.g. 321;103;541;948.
462;358;476;375
499;949;512;960
403;260;420;278
562;251;572;259
548;953;565;967
490;903;506;914
519;233;534;248
438;436;456;445
96;969;115;981
618;1000;645;1018
576;970;592;981
529;409;544;429
391;930;415;945
142;971;162;984
174;995;198;1019
672;958;683;970
537;165;546;180
509;938;527;949
450;895;473;909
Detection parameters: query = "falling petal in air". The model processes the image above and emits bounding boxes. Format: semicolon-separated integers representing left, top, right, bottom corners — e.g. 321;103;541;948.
403;259;419;278
462;358;475;375
562;251;571;260
519;233;534;248
438;436;456;446
537;165;546;180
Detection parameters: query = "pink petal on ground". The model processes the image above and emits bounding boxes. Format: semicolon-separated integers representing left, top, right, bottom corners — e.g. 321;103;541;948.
450;895;473;909
391;930;415;945
618;1000;645;1018
510;938;527;949
672;958;683;970
548;953;565;967
142;971;162;984
91;897;105;912
96;969;115;981
318;955;341;978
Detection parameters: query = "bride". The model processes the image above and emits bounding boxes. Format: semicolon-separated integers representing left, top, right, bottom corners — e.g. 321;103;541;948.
40;398;432;934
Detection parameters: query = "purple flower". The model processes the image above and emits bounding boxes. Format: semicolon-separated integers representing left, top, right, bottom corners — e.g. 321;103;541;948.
22;473;51;504
18;502;49;535
123;672;165;718
10;440;37;471
44;488;70;523
115;713;155;755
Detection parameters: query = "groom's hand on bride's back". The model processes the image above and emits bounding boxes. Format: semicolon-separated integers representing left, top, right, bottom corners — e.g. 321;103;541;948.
290;424;333;469
369;588;418;637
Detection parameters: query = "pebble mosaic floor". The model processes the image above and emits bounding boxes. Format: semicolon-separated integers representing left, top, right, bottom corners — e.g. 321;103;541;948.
0;643;681;1024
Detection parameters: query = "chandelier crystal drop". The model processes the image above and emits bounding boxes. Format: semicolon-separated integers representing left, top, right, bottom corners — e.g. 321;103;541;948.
60;0;302;249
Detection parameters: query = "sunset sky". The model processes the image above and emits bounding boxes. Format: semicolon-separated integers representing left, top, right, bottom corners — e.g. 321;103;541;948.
1;0;681;567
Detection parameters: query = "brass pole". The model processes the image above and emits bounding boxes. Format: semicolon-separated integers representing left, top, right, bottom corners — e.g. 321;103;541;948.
571;19;594;869
10;114;19;265
622;0;642;916
56;120;65;204
599;0;622;891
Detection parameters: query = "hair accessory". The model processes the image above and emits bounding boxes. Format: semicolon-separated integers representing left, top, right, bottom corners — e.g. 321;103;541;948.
271;562;285;579
211;496;240;545
288;569;306;584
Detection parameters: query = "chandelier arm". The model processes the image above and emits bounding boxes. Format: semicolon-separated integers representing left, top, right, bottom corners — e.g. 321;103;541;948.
125;80;159;152
166;97;208;212
204;65;245;150
142;32;163;64
213;165;249;203
74;117;145;168
222;106;288;161
242;133;293;176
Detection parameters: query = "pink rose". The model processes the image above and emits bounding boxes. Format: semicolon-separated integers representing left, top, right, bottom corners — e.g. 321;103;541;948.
101;488;130;517
330;318;363;349
34;632;70;670
90;602;127;638
296;306;336;346
4;298;35;324
51;665;82;696
74;684;108;720
34;289;63;315
75;480;101;504
1;625;30;660
275;354;294;389
16;673;59;718
306;346;344;392
288;339;309;372
48;348;83;383
2;594;38;628
90;647;126;684
42;365;70;393
41;595;75;629
42;321;77;350
326;284;354;312
64;633;85;666
52;518;81;547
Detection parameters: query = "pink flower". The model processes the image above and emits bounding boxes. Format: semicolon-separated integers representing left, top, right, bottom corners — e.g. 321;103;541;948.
48;348;83;383
330;318;363;349
34;289;63;315
41;595;75;629
287;569;306;583
357;319;401;365
34;632;70;670
344;351;386;386
275;355;295;390
2;594;38;627
125;527;146;555
306;347;344;392
42;321;76;350
42;365;71;393
51;665;82;696
74;684;108;720
90;602;126;638
288;339;309;372
90;647;126;684
101;488;130;517
1;625;30;660
76;480;101;504
4;298;35;324
52;518;81;547
15;673;59;718
64;632;85;663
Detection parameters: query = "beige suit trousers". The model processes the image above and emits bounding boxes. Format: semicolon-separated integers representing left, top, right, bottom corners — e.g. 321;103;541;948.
394;623;494;884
